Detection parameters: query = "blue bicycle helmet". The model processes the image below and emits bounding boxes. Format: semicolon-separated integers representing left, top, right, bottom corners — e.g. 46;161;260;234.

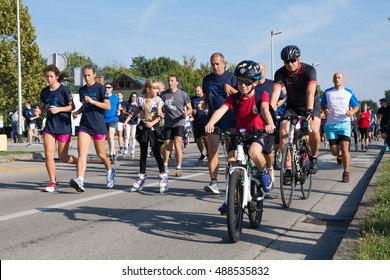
234;60;262;81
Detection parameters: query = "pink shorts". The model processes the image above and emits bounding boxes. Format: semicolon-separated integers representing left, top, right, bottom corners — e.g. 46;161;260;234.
43;132;72;143
78;130;106;141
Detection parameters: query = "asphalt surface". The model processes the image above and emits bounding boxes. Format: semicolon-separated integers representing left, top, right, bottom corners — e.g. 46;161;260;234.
0;137;387;259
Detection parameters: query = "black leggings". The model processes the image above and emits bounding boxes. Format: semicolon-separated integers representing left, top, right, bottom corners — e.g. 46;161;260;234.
139;142;165;174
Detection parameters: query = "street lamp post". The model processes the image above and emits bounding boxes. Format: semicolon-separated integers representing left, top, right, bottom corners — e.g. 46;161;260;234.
271;30;283;79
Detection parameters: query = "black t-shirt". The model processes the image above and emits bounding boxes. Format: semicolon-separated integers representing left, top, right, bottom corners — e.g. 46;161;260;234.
40;84;73;134
377;106;390;126
274;62;317;110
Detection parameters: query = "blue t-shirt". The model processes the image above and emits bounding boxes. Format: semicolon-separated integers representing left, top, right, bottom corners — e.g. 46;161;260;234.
191;95;209;124
78;82;108;135
202;71;237;130
40;84;73;134
24;108;35;125
255;78;286;116
104;94;120;123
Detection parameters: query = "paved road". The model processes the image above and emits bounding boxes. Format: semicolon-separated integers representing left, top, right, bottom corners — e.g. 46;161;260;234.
0;138;384;259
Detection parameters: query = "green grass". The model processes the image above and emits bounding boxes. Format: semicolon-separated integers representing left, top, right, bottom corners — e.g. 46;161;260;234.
357;157;390;259
0;150;37;156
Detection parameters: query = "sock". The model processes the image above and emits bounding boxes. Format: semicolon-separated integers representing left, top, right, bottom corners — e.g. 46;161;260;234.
77;176;84;182
176;165;181;170
107;169;112;176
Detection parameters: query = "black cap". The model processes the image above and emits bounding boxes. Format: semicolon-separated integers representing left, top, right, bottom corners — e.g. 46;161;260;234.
380;98;387;103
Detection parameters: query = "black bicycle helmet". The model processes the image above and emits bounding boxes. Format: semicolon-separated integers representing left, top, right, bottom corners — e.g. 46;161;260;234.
280;45;301;60
233;60;262;81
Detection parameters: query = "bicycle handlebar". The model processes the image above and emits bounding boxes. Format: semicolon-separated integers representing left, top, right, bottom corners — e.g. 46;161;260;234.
276;115;313;133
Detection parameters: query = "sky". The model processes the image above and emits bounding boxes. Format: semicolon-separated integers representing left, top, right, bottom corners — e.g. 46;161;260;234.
23;0;390;103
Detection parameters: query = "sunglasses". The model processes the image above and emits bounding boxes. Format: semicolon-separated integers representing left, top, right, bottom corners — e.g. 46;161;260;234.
105;86;112;89
237;79;253;86
284;59;297;64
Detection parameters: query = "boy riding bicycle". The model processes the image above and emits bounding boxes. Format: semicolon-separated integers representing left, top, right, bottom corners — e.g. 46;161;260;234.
205;60;276;212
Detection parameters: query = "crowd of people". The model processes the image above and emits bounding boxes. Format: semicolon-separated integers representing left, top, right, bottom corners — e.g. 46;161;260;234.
12;47;388;213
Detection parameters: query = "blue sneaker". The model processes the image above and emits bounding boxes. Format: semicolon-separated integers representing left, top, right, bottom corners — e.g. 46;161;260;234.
218;202;227;215
259;169;274;193
385;145;389;152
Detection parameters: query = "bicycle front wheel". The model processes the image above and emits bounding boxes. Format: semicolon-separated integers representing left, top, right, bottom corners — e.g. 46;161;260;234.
280;143;295;208
248;181;264;228
299;141;312;199
227;169;244;243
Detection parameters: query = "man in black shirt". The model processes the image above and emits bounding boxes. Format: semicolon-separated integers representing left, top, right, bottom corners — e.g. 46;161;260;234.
270;45;321;184
377;98;390;151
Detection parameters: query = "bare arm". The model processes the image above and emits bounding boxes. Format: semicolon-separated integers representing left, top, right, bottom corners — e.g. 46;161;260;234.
270;84;282;111
205;104;229;134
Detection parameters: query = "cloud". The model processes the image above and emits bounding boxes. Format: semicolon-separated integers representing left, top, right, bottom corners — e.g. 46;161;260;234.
137;0;173;33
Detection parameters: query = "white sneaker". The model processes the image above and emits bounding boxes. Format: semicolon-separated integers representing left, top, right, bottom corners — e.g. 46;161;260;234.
158;172;169;193
106;168;116;189
43;181;58;193
69;178;85;192
132;173;147;192
204;180;220;194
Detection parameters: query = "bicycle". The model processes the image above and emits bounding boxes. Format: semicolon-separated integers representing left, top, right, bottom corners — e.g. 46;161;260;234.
277;115;313;208
220;128;266;243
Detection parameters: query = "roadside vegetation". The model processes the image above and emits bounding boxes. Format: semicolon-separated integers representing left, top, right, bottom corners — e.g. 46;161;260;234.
357;156;390;259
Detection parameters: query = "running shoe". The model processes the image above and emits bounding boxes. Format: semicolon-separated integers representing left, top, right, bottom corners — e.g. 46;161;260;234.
43;181;58;193
283;169;292;185
158;172;169;193
309;156;318;174
175;168;182;177
69;178;85;192
204;180;220;194
342;171;350;183
198;154;207;161
106;168;116;189
132;173;147;192
119;147;124;154
218;202;227;215
259;169;274;193
336;155;342;165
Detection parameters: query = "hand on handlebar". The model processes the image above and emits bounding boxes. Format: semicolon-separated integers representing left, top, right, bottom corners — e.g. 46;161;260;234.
205;123;215;134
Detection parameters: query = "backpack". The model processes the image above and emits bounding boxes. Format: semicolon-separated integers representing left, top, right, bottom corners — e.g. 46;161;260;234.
232;88;276;126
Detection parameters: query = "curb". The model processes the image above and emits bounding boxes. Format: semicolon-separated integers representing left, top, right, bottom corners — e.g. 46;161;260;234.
332;150;386;259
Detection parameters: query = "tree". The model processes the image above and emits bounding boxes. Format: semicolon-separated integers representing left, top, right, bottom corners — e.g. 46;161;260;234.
0;0;45;117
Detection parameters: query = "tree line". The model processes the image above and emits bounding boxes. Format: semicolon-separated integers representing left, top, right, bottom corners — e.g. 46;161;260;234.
0;0;388;127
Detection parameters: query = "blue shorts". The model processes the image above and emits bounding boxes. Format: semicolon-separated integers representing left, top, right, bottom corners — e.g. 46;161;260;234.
324;120;351;140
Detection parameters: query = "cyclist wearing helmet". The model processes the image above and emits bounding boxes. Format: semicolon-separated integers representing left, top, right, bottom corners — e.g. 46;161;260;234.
270;45;321;183
205;60;276;213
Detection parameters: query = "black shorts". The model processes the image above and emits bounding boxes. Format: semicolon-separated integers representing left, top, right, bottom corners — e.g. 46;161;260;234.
193;124;206;140
228;134;274;155
164;126;184;140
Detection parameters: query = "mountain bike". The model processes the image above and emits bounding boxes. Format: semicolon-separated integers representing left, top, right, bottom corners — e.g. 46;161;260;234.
222;128;266;243
277;115;312;208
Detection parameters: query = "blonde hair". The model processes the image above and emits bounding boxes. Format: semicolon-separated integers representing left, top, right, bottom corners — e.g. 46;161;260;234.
142;79;159;94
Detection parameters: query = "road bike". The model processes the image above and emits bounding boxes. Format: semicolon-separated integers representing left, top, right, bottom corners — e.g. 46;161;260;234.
221;128;266;243
277;115;313;208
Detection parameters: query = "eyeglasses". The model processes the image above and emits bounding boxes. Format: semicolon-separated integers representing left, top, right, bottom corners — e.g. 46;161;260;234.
284;59;297;64
237;79;253;86
105;86;112;89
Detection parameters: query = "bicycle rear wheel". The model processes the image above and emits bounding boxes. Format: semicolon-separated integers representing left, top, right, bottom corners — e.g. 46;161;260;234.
227;169;244;243
299;141;312;199
280;143;295;208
